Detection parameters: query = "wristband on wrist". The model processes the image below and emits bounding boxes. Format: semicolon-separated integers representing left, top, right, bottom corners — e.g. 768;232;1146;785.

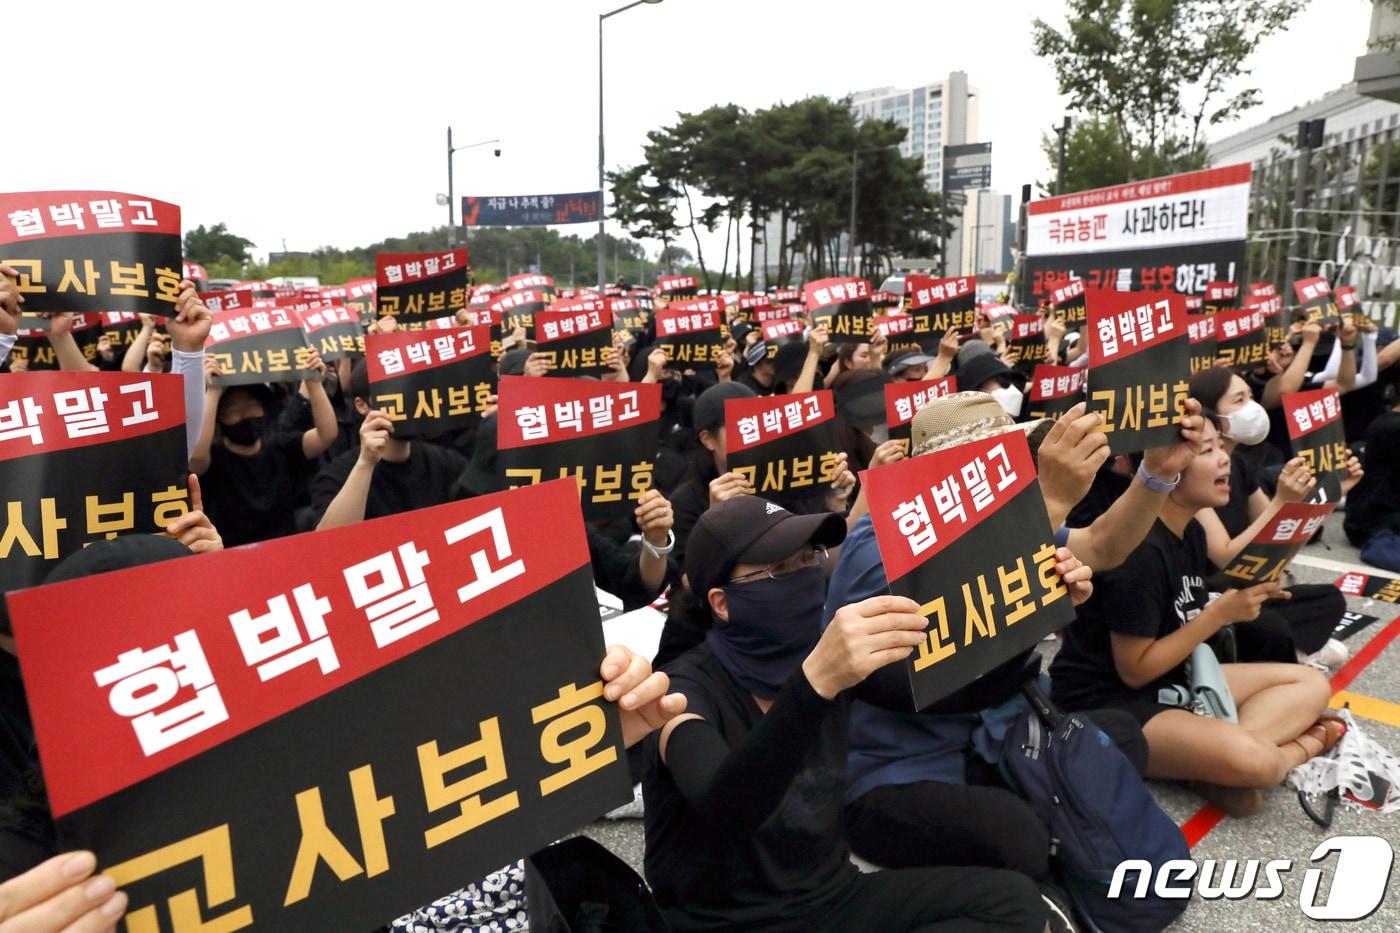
1137;462;1181;493
641;529;675;558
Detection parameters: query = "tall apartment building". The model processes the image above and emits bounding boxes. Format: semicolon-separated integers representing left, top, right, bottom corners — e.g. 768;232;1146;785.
850;72;980;192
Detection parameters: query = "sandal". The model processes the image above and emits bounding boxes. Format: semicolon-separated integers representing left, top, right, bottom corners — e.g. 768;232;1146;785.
1291;718;1347;760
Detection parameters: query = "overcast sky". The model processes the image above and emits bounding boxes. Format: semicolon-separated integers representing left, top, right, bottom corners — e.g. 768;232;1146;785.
10;1;1374;265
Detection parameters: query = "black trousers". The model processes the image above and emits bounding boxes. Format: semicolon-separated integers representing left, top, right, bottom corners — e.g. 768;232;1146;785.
845;709;1146;879
1236;583;1346;659
810;866;1044;933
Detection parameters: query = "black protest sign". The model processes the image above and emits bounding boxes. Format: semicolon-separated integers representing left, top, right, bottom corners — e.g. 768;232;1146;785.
760;318;806;359
0;372;189;594
904;275;977;335
298;306;365;362
534;299;614;377
1219;502;1335;588
1008;314;1047;374
375;249;469;325
505;273;557;297
206;307;317;386
1215;305;1268;368
655;274;698;298
803;277;874;343
1333;610;1381;642
497;377;662;521
1050;278;1087;329
1283;388;1348;500
0;191;182;316
1336;572;1400;604
1292;277;1339;328
100;312;149;358
1026;364;1087;421
345;278;378;324
884;378;956;456
1085;288;1190;454
7;313;105;371
874;312;938;355
655;298;725;370
1186;313;1218;374
1203;280;1239;314
366;326;495;438
610;297;650;337
862;430;1075;710
491;288;550;335
724;391;842;507
7;479;631;933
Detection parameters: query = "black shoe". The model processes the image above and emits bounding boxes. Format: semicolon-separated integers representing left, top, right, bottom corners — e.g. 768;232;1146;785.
1038;879;1079;933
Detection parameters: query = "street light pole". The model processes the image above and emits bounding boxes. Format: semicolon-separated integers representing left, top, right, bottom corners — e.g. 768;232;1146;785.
445;130;501;248
1053;116;1072;196
599;0;664;290
847;147;859;276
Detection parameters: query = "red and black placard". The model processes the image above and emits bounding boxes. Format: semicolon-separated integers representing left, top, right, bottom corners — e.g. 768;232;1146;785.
756;304;794;324
534;299;614;377
734;293;773;326
1085;288;1190;454
298;305;365;362
803;276;874;343
871;289;902;310
375;249;469;325
1186;313;1218;374
1026;364;1086;421
0;191;182;317
344;277;378;324
100;311;148;357
1335;571;1400;604
0;372;189;593
760;317;806;359
198;288;255;314
8;313;105;371
1215;305;1268;367
491;287;550;335
770;287;802;305
505;272;556;297
905;275;976;334
206;306;317;386
655;274;698;298
861;430;1075;709
1292;276;1339;328
1008;313;1047;373
1246;289;1286;348
725;390;841;506
1283;387;1348;500
1219;501;1336;588
885;377;956;455
366;327;494;437
1050;277;1087;329
874;312;937;355
1203;280;1239;314
6;479;632;933
1335;285;1362;328
496;377;661;520
655;297;725;369
610;296;649;337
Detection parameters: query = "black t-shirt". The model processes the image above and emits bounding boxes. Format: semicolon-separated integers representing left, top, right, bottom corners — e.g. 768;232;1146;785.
1050;519;1211;709
201;432;316;547
1345;410;1400;545
1215;448;1261;539
309;441;467;524
642;646;857;931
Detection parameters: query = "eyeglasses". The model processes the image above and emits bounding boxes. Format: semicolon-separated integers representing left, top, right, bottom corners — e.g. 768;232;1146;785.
728;545;829;585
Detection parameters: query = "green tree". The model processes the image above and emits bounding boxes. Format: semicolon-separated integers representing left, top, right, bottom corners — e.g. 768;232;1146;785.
183;223;256;267
1033;0;1304;186
1038;116;1207;195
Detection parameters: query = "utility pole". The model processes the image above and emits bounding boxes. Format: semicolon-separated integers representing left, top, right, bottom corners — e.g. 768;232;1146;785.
1054;117;1072;196
1285;118;1325;292
847;146;859;276
447;127;455;246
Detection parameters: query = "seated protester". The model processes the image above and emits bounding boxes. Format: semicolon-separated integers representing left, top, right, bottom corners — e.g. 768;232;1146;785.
1188;366;1358;668
634;342;730;497
822;333;886;388
884;347;937;382
643;496;1044;933
1344;387;1400;564
829;369;890;473
954;348;1026;419
830;393;1167;899
1049;415;1340;817
277;355;361;466
190;349;339;547
737;325;820;396
1232;320;1327;467
312;361;467;530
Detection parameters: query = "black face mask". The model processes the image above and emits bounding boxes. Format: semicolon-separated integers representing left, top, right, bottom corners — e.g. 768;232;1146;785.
222;416;264;446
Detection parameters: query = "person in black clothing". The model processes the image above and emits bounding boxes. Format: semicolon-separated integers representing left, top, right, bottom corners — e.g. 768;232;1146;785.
1345;391;1400;551
643;495;1044;933
1049;417;1340;816
190;351;340;547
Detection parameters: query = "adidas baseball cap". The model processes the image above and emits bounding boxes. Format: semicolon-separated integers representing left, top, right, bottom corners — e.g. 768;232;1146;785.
684;495;846;597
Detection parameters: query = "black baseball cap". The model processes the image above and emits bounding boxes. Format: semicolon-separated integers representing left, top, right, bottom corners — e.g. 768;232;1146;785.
692;381;755;435
684;495;846;598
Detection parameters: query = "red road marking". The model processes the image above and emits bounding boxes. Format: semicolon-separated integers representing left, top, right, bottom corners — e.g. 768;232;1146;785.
1180;614;1400;849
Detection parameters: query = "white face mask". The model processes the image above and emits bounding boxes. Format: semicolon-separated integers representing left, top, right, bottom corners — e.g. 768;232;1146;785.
1223;399;1270;446
990;385;1023;418
869;422;890;444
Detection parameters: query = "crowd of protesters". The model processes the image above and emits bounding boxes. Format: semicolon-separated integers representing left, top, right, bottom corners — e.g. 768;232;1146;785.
0;260;1397;933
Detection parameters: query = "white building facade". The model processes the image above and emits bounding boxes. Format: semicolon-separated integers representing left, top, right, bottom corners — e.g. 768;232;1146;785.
850;72;980;193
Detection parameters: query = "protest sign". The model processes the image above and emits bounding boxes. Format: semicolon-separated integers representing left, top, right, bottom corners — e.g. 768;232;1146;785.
803;277;874;343
871;289;902;310
8;313;104;371
199;289;255;314
884;378;956;455
760;317;806;359
1292;277;1339;327
491;288;550;334
345;278;378;324
724;391;842;505
1022;163;1249;304
1246;288;1286;348
505;273;556;297
1215;305;1269;368
100;311;147;357
1186;313;1218;374
534;299;614;377
1335;285;1363;329
1219;502;1336;587
462;191;601;226
7;479;631;932
1333;610;1380;642
610;296;649;337
656;298;725;369
904;275;976;335
1283;388;1348;499
861;430;1075;709
497;377;661;520
655;274;698;298
1049;278;1087;329
1085;288;1189;453
874;312;937;355
206;306;317;386
1203;280;1239;314
366;327;494;438
298;306;365;362
0;191;182;316
1026;365;1086;421
770;287;802;305
0;372;189;593
375;249;468;325
1336;572;1400;604
1008;314;1047;373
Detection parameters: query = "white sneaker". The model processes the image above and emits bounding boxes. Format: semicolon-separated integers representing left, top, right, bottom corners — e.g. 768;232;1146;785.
1301;638;1350;672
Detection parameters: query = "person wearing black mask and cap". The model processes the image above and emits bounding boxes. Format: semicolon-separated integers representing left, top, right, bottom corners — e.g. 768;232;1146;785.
955;349;1027;420
641;496;1044;933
